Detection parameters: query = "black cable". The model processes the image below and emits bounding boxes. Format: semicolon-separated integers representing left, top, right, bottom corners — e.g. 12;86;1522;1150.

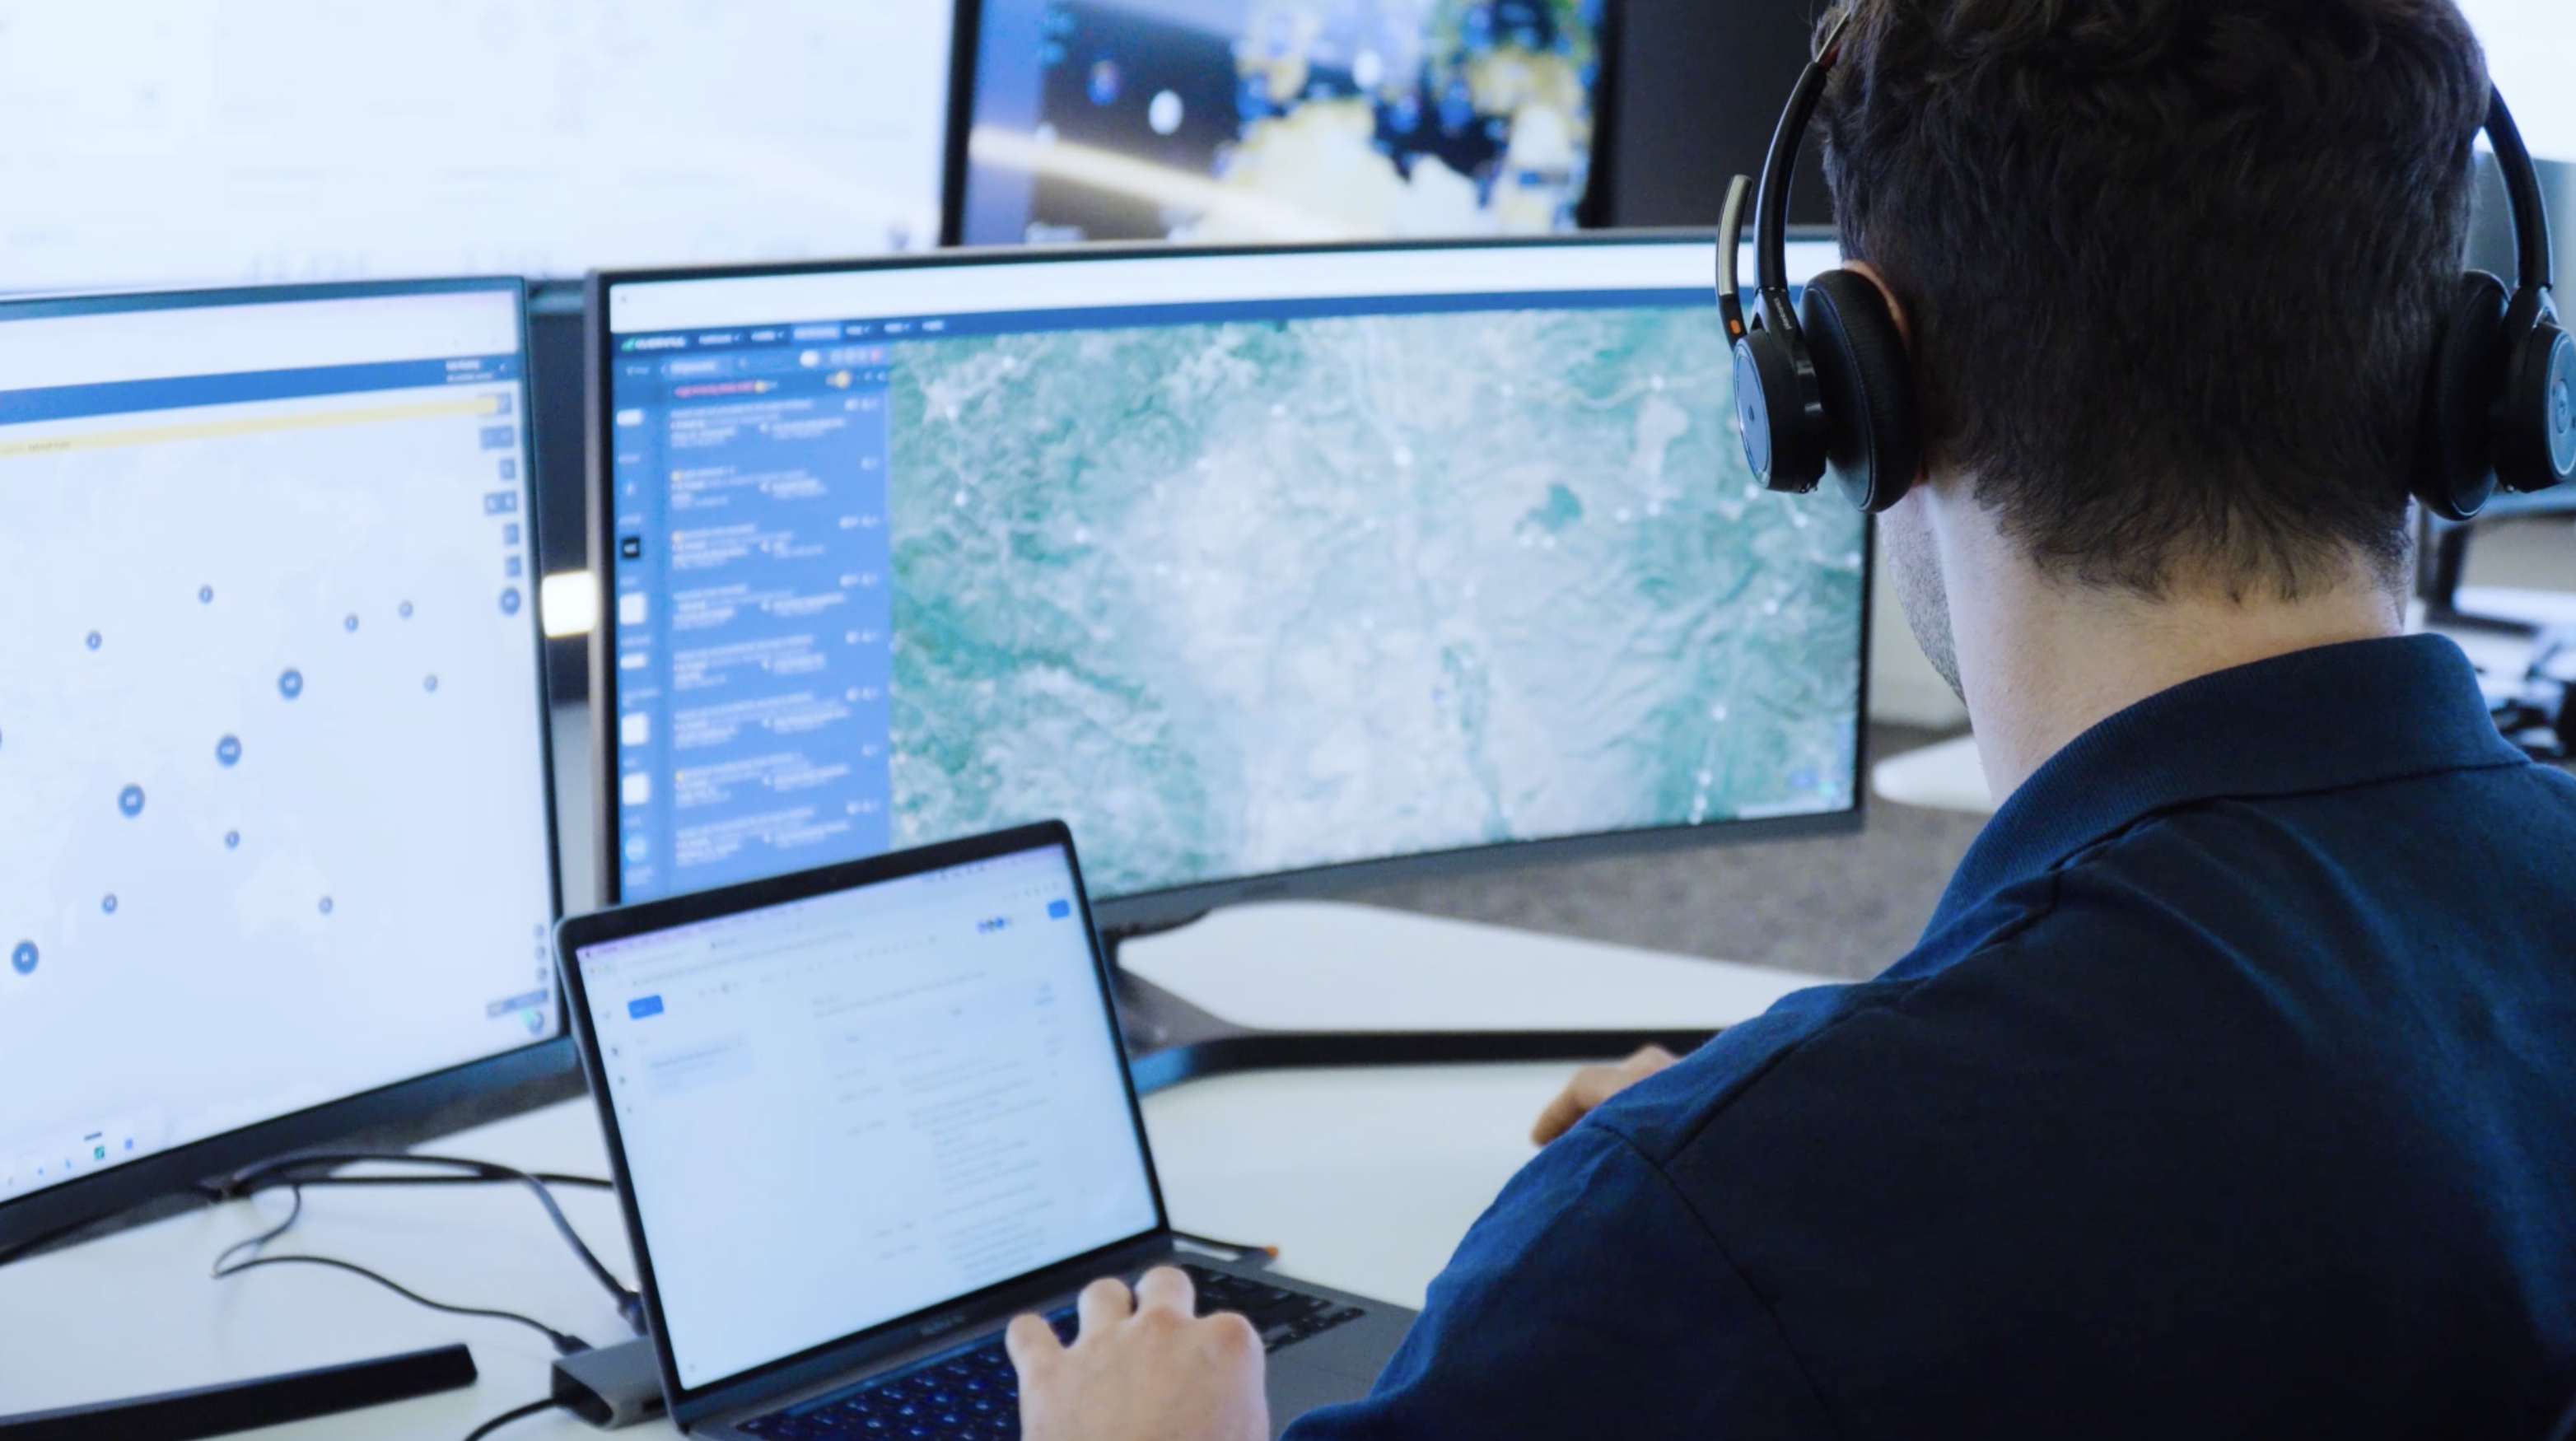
209;1150;642;1330
463;1395;562;1441
266;1170;614;1192
209;1183;592;1356
0;1163;614;1270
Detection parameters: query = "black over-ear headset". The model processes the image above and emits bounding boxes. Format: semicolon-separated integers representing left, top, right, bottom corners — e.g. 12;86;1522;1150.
1720;9;2576;520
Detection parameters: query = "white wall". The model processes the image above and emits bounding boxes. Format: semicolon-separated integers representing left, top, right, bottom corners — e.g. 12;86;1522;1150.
1866;555;1969;730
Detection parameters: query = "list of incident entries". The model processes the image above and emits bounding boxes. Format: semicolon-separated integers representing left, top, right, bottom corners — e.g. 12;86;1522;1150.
609;360;894;898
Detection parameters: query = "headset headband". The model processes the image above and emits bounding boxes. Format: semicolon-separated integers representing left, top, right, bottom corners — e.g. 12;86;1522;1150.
2485;91;2554;293
1720;7;2570;515
1722;13;2554;316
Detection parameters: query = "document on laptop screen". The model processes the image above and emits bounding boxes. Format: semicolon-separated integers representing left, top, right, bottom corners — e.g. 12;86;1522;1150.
573;844;1161;1391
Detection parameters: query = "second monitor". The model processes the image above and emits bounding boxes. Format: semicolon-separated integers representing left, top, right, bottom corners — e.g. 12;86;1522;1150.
589;234;1863;924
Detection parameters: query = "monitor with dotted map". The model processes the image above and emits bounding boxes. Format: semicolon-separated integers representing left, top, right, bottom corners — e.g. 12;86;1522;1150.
0;279;562;1244
589;234;1864;926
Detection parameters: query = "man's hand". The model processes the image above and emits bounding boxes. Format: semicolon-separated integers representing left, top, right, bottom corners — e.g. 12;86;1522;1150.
1529;1044;1679;1145
1008;1267;1268;1441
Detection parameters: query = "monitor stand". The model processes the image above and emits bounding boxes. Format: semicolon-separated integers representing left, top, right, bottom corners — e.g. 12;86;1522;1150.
1099;902;1820;1094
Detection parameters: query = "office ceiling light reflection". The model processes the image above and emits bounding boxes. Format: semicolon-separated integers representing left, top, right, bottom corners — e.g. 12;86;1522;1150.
540;571;596;638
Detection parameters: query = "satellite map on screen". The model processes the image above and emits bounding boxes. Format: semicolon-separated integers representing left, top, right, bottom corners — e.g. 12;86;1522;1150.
879;304;1864;897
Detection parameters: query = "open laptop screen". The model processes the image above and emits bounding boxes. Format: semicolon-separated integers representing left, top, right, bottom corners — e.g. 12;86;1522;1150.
571;842;1160;1392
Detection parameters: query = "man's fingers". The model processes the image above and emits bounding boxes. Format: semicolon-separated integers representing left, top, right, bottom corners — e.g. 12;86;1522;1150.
1133;1266;1197;1318
1005;1312;1063;1375
1531;1047;1684;1145
1202;1308;1263;1364
1076;1275;1134;1339
1530;1088;1580;1145
1530;1062;1621;1144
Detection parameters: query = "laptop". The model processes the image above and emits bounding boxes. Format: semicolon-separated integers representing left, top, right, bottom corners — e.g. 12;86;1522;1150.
557;820;1415;1439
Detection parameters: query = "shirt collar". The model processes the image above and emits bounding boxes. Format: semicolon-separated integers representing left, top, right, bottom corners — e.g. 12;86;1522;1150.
1898;634;2528;974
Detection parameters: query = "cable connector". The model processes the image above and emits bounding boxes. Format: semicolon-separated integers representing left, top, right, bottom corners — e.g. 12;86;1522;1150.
552;1338;667;1429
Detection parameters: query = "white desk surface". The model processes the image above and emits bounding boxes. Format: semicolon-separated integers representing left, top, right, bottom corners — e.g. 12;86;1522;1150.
1858;605;2576;823
0;904;1823;1438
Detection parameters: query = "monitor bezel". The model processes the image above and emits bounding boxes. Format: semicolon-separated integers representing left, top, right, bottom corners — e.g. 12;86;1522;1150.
557;820;1174;1425
584;230;1870;927
0;276;574;1259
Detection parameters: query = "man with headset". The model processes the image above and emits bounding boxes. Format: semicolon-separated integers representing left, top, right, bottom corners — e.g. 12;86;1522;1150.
1006;0;2576;1434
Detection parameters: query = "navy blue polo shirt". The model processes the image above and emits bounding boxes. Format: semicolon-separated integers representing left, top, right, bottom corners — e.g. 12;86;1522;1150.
1288;635;2576;1439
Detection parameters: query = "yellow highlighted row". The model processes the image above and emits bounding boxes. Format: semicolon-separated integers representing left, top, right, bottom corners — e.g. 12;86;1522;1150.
0;393;503;460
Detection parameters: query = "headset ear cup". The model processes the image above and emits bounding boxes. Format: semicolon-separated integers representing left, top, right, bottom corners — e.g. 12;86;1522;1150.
2415;271;2510;521
1799;269;1922;513
1733;329;1825;493
2494;317;2576;493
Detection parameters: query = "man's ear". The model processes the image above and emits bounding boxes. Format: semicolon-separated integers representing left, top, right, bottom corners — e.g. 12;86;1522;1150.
1841;258;1931;495
1842;259;1913;352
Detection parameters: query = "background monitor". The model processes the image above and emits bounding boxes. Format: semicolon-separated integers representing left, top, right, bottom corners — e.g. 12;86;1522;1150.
0;0;965;291
961;0;1612;245
2452;0;2576;164
590;234;1864;927
0;280;563;1251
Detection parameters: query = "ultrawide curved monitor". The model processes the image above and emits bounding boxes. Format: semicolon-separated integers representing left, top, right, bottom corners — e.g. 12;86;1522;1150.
588;233;1864;928
0;279;564;1252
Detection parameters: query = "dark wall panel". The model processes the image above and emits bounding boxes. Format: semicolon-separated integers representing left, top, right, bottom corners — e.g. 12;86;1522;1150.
1603;0;1830;229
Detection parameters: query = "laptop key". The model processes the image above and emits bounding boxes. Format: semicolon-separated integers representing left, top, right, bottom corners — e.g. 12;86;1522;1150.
748;1304;1082;1440
1173;1263;1367;1357
752;1286;1371;1439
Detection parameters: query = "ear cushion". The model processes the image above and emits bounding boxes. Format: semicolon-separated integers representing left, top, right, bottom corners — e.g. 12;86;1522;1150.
2415;270;2509;521
1799;268;1922;513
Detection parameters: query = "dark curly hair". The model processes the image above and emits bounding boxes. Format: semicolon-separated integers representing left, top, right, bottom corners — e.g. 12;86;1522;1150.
1817;0;2491;596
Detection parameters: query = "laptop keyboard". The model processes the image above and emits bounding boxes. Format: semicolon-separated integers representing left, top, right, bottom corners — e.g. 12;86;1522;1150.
739;1266;1366;1440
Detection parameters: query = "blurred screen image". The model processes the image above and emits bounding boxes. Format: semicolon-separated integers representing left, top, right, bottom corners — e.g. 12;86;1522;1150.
962;0;1607;245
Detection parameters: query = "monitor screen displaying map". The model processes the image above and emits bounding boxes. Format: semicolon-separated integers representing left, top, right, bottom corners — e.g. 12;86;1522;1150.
595;237;1863;915
0;282;558;1208
962;0;1607;245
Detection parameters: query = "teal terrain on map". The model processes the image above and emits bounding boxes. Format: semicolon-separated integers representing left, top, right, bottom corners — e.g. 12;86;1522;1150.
882;305;1864;899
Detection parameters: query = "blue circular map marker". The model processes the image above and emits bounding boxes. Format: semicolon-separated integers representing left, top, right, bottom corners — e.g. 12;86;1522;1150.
118;784;145;818
199;585;214;604
318;897;334;916
399;601;414;619
344;614;359;632
278;668;303;699
423;675;439;693
216;735;242;767
101;894;118;915
86;631;101;651
10;942;35;977
225;830;240;849
499;587;522;617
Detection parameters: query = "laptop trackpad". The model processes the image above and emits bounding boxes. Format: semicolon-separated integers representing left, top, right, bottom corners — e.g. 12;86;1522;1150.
1262;1305;1412;1436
